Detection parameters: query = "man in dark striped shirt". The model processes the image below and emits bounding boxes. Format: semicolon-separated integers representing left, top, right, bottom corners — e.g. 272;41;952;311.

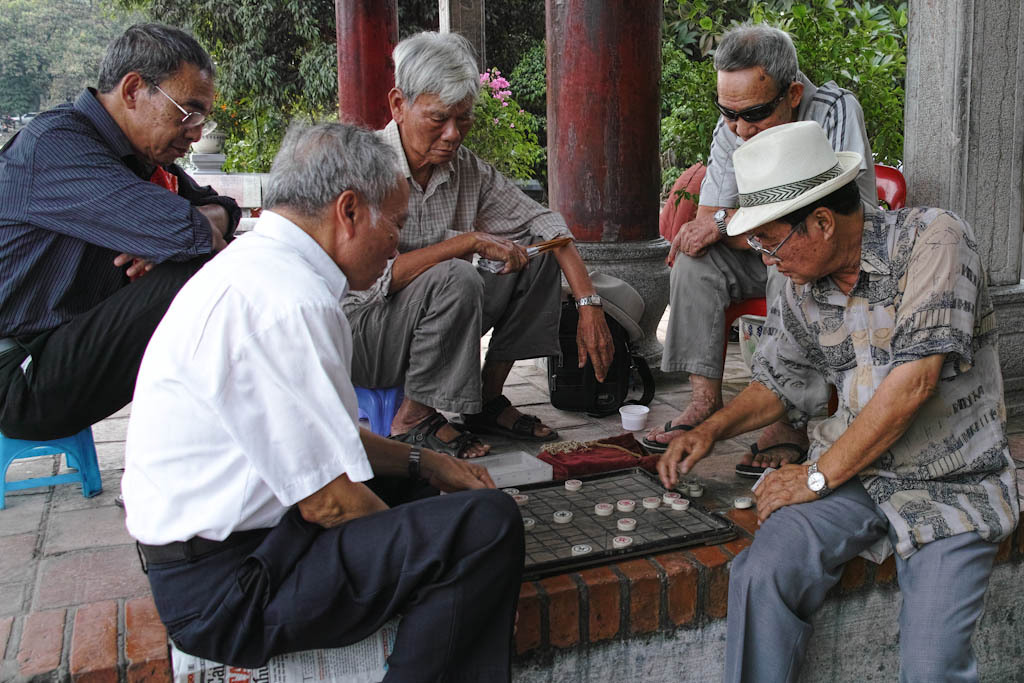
0;23;239;440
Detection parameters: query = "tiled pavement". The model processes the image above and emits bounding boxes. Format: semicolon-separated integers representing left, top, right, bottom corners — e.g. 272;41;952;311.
2;311;1022;681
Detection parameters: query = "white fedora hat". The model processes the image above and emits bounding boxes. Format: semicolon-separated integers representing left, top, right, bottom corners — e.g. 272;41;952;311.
726;121;862;236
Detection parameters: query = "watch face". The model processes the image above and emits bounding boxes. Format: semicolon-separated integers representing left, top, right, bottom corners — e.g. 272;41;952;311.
808;471;826;492
714;209;727;221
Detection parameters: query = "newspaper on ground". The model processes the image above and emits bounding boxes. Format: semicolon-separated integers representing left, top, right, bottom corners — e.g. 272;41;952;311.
171;618;400;683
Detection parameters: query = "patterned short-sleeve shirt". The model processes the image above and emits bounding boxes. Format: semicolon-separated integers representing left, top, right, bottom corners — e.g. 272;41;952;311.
752;205;1019;560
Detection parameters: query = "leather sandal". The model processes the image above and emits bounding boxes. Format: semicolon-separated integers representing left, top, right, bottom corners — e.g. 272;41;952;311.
462;395;558;442
390;413;487;459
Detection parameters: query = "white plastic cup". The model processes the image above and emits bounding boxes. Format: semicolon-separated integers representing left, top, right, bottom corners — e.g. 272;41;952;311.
619;404;650;431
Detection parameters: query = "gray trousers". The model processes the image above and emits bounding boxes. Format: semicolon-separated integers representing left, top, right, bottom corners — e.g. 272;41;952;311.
345;252;561;415
726;478;999;683
662;244;784;378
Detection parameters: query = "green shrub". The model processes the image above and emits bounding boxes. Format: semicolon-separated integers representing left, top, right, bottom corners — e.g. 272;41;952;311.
463;68;545;181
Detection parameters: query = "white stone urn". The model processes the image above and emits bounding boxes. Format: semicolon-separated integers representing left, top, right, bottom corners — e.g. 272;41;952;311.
192;128;226;154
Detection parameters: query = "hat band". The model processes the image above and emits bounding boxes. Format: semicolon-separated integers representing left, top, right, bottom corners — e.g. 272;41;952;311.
738;162;843;208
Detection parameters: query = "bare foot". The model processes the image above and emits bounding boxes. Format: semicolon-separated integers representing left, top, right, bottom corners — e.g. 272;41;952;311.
644;375;722;447
739;421;809;469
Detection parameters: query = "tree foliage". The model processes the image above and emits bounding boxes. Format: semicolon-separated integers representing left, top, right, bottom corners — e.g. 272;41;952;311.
0;0;139;115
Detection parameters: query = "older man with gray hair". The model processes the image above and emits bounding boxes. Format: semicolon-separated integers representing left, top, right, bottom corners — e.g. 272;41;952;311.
123;122;524;678
647;24;876;476
344;31;614;458
659;121;1017;681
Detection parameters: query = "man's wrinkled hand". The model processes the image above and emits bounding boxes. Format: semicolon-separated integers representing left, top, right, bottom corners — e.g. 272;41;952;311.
666;215;721;266
753;463;816;523
576;306;614;382
473;233;529;273
114;253;155;282
656;429;715;489
424;451;496;492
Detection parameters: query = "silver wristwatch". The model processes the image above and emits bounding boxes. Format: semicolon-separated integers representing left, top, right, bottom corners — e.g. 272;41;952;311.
713;209;729;237
575;294;603;308
806;462;831;498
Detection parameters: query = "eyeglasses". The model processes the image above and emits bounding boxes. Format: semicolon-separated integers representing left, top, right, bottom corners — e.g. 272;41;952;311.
746;221;802;260
714;86;789;123
153;85;215;133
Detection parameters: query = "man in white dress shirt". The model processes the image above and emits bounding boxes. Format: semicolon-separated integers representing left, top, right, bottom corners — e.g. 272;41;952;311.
122;123;524;679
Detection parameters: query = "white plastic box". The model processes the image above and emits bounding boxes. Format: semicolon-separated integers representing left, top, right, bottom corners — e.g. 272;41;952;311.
470;450;553;488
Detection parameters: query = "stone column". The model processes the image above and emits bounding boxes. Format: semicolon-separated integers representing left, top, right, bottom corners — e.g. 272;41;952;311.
335;0;398;129
546;0;668;362
439;0;486;71
904;0;1024;411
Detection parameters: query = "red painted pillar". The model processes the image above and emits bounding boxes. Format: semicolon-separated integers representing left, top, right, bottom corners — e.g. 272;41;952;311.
546;0;662;242
336;0;398;129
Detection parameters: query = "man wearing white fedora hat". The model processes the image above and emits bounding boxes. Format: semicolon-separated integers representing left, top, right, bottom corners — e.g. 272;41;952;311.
647;24;877;478
658;121;1018;681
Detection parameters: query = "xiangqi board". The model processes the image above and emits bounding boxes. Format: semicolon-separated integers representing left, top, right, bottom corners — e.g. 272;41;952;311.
509;468;736;579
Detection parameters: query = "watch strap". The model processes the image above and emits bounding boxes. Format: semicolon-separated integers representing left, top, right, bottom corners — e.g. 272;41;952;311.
714;210;729;237
408;446;422;481
576;294;603;308
807;462;832;498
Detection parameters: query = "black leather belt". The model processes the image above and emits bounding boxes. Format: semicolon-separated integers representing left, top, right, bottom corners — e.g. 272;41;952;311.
137;528;269;566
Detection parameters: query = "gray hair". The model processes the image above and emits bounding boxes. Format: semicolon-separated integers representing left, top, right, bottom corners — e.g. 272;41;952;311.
97;23;215;93
393;31;480;107
714;24;799;91
264;123;401;218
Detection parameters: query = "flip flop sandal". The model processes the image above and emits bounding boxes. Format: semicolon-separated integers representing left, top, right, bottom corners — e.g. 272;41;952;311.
390;413;487;459
735;442;809;478
641;421;694;453
462;395;559;442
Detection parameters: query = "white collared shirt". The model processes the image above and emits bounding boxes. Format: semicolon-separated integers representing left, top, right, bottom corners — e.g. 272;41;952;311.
123;211;373;545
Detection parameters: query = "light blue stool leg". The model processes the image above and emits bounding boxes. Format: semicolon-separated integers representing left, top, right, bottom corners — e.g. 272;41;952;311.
355;386;404;437
0;426;102;509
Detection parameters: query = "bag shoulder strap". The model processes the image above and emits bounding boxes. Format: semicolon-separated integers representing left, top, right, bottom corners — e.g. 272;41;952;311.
624;353;656;407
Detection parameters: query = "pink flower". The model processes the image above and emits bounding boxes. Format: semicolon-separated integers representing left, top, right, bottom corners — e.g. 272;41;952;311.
479;72;489;84
510;123;515;128
502;101;509;107
493;117;499;124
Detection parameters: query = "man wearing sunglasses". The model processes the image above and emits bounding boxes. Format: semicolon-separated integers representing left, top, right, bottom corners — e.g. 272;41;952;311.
647;24;876;475
0;23;239;442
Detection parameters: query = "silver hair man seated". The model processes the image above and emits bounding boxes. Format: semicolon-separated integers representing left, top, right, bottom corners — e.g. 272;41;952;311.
647;24;876;478
658;121;1018;681
342;31;615;458
123;122;524;678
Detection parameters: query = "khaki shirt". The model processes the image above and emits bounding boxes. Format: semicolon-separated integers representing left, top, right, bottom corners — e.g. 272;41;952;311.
345;120;571;307
753;205;1019;560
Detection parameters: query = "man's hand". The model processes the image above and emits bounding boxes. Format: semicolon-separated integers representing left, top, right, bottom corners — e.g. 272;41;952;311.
576;305;614;382
666;215;721;266
472;233;529;273
197;204;229;252
753;463;816;523
657;428;716;489
297;473;389;528
113;253;155;281
422;450;496;492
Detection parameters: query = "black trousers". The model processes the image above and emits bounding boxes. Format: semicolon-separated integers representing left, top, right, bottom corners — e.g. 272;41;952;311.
0;258;205;440
144;488;525;681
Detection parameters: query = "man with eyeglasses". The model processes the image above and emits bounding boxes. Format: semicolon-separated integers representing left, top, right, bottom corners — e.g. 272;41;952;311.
0;23;239;442
647;24;876;476
659;121;1017;681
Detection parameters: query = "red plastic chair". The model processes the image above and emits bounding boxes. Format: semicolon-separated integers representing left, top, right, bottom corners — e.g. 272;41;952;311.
874;164;906;210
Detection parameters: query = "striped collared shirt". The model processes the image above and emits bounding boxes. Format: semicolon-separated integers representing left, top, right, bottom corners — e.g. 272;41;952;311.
344;120;571;306
0;89;240;337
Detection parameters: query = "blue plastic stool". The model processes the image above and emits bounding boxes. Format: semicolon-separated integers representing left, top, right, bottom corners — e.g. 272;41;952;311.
0;426;102;509
355;386;404;437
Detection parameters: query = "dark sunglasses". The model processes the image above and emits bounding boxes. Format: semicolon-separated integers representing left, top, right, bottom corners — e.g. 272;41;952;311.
714;86;789;123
